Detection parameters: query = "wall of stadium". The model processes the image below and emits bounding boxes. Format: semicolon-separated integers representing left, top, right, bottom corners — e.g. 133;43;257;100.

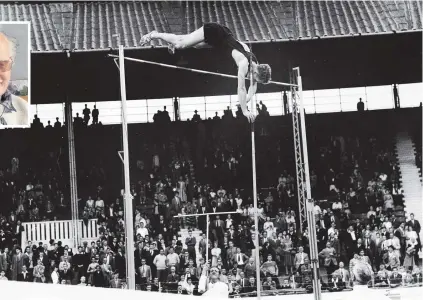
1;280;421;300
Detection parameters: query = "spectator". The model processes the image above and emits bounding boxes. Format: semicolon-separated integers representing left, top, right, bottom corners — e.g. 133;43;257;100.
331;261;351;288
389;267;402;287
92;105;99;124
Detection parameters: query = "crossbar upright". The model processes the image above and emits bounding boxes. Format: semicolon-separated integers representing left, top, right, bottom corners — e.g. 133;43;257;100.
118;45;136;290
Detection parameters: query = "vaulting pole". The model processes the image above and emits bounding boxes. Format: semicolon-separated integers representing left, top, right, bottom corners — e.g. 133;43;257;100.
119;45;136;290
107;54;296;88
249;53;261;300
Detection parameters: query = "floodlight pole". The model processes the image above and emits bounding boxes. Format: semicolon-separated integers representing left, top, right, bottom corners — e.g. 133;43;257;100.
294;67;321;300
118;44;136;290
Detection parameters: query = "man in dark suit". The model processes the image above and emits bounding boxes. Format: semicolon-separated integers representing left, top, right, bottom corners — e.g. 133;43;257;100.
237;271;249;291
406;213;421;234
110;237;119;254
316;224;327;251
185;230;197;262
226;241;237;268
104;248;115;272
362;233;373;262
198;233;207;259
92;265;107;287
17;265;32;282
0;247;10;275
59;264;74;284
344;226;358;259
170;192;182;215
110;272;123;288
14;221;24;247
144;244;159;278
370;232;383;267
115;248;126;279
134;242;144;269
211;216;225;245
166;266;179;293
327;212;341;229
138;258;152;288
243;277;257;294
243;258;256;279
197;206;208;232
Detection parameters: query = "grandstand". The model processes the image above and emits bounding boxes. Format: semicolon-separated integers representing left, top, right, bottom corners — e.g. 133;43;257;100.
0;1;422;300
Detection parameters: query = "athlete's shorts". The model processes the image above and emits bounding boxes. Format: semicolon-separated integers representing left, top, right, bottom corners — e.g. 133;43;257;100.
203;23;233;47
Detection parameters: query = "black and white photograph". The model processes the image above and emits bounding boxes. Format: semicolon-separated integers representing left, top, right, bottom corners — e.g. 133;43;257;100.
0;1;422;300
0;21;30;127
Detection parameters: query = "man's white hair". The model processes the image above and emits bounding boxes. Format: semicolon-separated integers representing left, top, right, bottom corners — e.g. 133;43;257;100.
0;32;17;60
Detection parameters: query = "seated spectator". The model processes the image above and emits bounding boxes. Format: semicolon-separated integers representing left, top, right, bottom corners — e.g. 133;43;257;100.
331;261;351;289
260;254;278;284
167;266;180;293
384;246;400;270
389;267;402;287
294;246;309;271
262;276;277;291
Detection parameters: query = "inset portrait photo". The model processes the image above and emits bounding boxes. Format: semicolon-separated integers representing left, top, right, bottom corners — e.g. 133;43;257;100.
0;21;30;128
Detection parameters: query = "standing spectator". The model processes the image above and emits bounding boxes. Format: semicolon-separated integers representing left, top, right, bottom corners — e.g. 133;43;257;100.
138;258;152;288
185;229;196;263
91;265;106;287
294;246;309;271
83;104;91;125
319;242;338;276
153;249;167;283
17;265;32;282
260;254;279;285
403;237;418;271
92;105;99;125
11;247;24;281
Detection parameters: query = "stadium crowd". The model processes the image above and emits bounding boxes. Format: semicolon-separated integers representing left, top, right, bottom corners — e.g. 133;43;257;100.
0;105;422;297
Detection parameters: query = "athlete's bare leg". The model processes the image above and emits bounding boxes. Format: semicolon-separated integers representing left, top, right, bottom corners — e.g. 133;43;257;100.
141;27;205;54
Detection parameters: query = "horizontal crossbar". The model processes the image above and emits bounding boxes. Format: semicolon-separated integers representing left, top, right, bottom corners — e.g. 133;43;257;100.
108;54;297;88
172;211;240;218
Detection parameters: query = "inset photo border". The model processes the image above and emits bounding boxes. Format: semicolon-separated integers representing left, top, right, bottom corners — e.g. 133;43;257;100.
0;21;30;128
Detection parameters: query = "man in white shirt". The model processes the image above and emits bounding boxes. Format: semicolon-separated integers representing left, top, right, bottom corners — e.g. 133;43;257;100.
198;264;229;297
314;204;322;218
166;247;180;273
0;32;28;126
367;206;376;219
153;249;168;283
327;222;336;237
136;222;149;238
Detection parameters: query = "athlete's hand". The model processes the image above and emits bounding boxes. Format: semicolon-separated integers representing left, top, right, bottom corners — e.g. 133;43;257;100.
243;110;256;123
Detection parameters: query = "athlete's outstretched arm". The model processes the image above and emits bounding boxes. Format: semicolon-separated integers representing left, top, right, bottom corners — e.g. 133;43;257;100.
246;81;257;104
237;64;255;123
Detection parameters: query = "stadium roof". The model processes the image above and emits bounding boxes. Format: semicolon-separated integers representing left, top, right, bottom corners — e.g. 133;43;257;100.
0;1;421;52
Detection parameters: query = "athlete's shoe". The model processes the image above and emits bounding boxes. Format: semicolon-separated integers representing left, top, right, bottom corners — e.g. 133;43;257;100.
167;43;176;55
140;31;157;46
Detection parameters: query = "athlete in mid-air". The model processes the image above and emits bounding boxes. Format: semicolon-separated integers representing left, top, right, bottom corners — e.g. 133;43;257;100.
140;22;272;123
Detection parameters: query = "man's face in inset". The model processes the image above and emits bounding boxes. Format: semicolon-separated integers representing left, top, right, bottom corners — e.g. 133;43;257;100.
0;33;12;96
